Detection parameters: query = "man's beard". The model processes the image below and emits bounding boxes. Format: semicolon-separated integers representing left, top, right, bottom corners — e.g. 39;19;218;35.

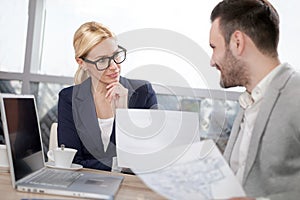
220;49;248;88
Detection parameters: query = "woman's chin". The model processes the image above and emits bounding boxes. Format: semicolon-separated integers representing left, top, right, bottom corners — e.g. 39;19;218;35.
102;77;120;84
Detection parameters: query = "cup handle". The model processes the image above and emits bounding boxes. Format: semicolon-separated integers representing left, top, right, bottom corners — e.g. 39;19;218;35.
47;150;55;162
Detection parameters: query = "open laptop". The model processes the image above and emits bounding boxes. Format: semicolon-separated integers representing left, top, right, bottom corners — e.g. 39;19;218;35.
0;93;123;199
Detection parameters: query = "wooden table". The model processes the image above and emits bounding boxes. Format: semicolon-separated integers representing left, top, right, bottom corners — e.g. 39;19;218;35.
0;169;166;200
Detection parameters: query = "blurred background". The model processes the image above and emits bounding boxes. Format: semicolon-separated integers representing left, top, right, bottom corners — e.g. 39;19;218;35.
0;0;299;153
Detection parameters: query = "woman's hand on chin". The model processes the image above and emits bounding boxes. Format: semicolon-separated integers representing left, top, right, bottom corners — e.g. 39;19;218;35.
105;82;128;109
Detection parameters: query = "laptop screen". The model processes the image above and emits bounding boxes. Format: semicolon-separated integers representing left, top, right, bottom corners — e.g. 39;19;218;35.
0;114;5;144
2;96;44;181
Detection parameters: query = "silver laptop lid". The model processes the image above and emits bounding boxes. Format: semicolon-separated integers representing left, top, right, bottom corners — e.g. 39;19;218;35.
116;108;200;173
0;93;45;188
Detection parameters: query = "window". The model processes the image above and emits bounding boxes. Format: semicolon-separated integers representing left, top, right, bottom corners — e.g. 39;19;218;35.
41;0;300;90
1;0;300;150
0;0;28;73
41;0;221;89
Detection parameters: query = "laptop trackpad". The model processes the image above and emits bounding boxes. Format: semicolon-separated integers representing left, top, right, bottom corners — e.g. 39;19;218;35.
85;179;106;186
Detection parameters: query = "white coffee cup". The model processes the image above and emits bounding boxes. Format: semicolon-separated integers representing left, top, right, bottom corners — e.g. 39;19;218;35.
0;144;9;167
47;146;77;168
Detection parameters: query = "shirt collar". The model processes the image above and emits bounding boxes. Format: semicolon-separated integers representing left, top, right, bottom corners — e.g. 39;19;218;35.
239;63;283;109
239;91;253;109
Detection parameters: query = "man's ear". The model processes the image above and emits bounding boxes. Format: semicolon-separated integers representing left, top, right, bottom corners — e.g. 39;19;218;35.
230;30;245;56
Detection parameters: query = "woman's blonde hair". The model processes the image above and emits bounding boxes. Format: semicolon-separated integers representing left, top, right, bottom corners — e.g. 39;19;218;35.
73;21;114;84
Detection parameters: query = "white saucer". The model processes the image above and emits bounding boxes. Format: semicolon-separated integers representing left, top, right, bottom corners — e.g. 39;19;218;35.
45;162;83;171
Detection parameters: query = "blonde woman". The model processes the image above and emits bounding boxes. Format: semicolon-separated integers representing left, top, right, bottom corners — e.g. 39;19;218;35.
57;21;157;171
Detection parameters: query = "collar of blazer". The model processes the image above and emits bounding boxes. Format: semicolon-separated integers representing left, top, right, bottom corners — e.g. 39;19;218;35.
242;63;295;184
119;76;137;101
224;63;296;184
70;76;139;160
71;77;119;161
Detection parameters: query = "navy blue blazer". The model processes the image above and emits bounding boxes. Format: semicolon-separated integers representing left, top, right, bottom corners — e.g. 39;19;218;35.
57;76;157;171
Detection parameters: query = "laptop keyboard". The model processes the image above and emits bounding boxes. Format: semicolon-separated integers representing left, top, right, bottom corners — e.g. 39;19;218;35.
27;168;82;188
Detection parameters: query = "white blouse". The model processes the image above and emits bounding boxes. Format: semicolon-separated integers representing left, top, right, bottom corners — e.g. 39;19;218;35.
97;117;114;152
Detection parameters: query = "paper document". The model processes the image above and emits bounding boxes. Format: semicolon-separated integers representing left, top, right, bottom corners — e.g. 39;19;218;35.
133;139;245;200
115;109;245;199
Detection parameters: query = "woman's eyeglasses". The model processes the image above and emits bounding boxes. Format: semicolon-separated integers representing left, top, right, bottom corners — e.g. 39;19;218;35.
81;45;126;71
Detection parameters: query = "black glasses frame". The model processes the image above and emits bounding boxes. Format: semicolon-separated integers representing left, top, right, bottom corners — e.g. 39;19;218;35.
81;45;127;71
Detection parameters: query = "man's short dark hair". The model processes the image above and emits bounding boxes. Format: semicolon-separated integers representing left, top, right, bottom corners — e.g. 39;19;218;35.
211;0;279;57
